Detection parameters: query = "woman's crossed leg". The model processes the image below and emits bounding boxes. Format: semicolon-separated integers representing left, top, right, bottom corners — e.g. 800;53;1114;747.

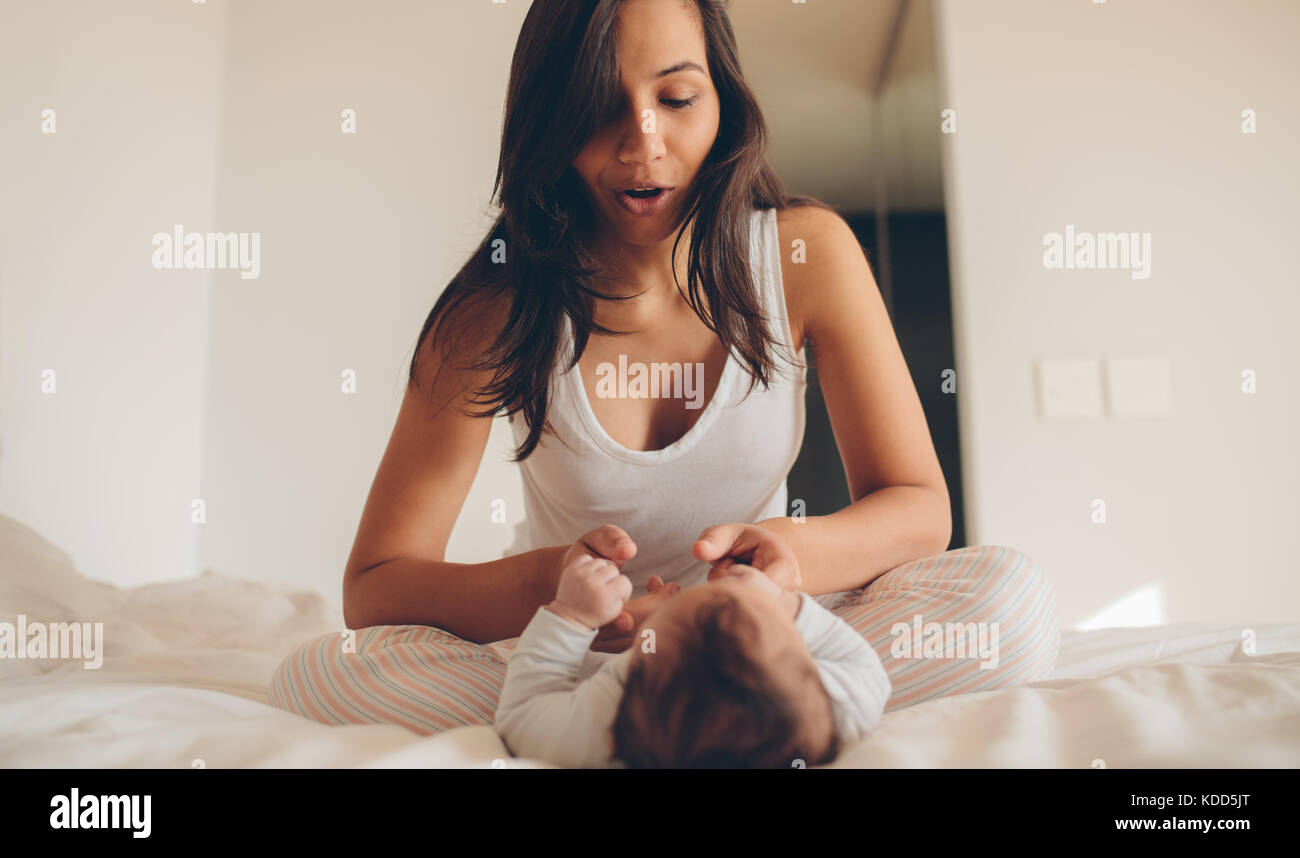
269;545;1060;735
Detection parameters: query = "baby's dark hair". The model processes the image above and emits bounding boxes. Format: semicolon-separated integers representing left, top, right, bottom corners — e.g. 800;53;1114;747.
610;590;841;768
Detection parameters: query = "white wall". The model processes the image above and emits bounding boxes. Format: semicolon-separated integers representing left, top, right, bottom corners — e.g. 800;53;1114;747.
199;1;528;606
729;0;945;212
0;1;529;607
873;0;945;212
934;0;1299;626
0;0;225;589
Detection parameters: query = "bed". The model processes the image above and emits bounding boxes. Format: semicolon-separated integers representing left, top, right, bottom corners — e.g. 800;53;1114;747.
2;513;1298;768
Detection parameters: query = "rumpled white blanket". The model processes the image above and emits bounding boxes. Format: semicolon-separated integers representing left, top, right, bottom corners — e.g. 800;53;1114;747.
2;515;1297;768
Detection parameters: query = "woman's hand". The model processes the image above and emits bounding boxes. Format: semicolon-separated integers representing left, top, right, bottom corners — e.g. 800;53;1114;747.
554;524;638;595
589;575;679;653
693;521;802;592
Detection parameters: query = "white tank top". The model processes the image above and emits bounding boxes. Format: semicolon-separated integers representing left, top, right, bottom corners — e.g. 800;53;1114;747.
505;206;807;595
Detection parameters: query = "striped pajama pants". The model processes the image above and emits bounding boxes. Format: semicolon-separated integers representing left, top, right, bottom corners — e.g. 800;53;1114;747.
269;545;1060;737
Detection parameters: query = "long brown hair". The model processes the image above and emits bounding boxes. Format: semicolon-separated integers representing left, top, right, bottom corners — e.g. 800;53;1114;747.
410;0;827;462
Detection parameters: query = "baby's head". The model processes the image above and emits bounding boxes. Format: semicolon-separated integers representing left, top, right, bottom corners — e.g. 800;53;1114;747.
611;565;840;768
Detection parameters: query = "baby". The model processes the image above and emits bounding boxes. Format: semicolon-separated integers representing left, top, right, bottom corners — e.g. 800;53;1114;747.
493;553;891;768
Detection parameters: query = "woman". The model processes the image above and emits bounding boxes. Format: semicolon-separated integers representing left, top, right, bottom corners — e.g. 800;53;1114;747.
270;0;1059;740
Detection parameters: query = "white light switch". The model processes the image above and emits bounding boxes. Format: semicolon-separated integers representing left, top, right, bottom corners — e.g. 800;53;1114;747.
1105;355;1173;417
1036;357;1104;419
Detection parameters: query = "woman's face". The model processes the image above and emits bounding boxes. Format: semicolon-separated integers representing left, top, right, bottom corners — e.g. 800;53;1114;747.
571;0;722;246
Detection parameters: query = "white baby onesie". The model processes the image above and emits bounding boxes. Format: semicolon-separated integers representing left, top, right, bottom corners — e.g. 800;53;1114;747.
493;592;891;768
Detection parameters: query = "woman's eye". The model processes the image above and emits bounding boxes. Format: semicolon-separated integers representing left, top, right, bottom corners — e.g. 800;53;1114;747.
661;96;697;110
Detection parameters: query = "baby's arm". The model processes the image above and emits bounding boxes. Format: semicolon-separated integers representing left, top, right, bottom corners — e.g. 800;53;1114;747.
493;555;633;768
792;593;892;745
493;606;630;768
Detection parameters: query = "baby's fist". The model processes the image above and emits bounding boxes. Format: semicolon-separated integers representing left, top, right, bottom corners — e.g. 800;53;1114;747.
549;555;633;631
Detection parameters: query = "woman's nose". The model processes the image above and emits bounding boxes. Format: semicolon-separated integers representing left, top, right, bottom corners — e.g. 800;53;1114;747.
618;107;667;164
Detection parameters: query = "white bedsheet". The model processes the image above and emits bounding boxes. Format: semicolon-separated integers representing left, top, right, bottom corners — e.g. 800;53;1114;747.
2;515;1298;768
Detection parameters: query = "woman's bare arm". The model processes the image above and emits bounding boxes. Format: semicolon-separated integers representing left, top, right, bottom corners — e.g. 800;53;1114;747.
342;294;563;643
344;550;564;644
765;205;953;594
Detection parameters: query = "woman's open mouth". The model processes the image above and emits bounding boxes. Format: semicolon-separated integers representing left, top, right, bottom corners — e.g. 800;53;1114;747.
615;186;675;216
